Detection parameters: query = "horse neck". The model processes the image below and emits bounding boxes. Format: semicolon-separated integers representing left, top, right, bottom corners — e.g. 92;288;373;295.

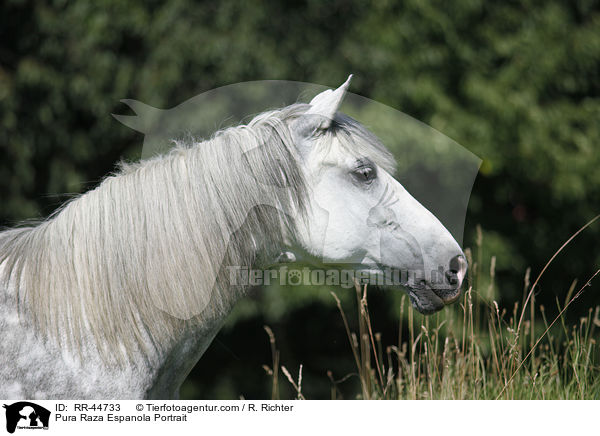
1;140;300;394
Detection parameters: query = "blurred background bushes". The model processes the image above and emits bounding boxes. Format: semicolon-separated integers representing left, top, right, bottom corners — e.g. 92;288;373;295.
1;0;599;398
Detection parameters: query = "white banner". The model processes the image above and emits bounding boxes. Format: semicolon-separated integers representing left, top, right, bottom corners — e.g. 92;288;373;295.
0;400;596;436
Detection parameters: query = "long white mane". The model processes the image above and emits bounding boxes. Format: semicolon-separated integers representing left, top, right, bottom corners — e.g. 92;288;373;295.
0;103;395;362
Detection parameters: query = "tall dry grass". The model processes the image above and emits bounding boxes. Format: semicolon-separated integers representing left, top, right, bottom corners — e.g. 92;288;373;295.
264;216;600;399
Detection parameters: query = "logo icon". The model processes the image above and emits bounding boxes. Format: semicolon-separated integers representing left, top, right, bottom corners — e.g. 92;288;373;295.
3;402;50;434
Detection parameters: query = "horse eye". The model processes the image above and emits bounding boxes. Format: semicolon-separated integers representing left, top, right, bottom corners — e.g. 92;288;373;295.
354;166;376;183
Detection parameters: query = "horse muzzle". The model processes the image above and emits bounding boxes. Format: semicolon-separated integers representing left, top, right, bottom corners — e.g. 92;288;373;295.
434;254;468;304
405;254;467;314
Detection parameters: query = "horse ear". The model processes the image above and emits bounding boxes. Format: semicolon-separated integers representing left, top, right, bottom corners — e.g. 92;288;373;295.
304;74;352;131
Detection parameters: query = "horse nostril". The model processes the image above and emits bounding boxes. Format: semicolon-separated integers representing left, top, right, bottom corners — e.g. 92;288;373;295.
446;254;467;287
445;270;459;285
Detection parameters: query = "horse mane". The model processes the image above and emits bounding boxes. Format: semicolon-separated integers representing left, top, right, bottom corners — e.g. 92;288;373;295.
0;103;396;363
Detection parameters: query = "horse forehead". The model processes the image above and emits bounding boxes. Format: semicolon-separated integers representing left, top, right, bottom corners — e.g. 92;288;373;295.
305;140;359;170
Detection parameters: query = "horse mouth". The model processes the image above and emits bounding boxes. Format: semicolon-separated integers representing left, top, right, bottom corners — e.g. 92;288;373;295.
396;282;463;314
405;285;446;314
357;265;462;315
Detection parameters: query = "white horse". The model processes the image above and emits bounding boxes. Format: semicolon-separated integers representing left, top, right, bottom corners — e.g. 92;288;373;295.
0;76;466;399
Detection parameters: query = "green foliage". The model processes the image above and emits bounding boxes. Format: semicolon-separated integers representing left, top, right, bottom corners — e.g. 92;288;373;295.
1;0;599;398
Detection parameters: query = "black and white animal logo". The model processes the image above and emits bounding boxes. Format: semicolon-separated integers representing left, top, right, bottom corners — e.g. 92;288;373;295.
3;402;50;434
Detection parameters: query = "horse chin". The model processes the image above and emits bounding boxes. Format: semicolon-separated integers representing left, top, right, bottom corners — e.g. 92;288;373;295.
404;285;445;315
370;282;445;315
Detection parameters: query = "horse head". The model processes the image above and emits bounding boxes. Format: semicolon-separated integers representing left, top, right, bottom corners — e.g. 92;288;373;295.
288;76;467;313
